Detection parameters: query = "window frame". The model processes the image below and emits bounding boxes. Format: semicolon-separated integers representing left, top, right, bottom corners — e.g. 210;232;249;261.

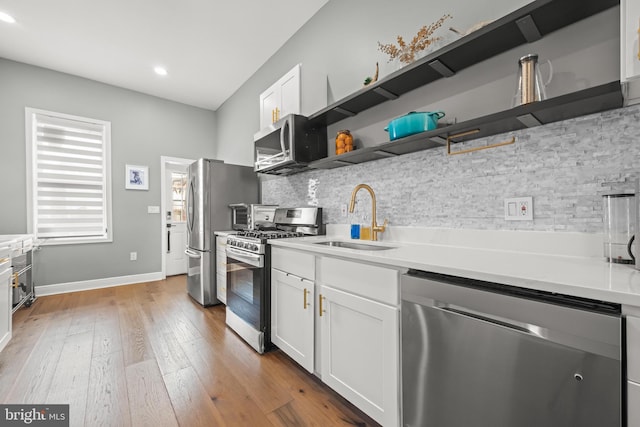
25;107;113;246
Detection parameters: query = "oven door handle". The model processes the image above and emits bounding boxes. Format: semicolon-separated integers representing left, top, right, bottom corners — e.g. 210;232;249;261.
184;248;202;259
226;247;263;268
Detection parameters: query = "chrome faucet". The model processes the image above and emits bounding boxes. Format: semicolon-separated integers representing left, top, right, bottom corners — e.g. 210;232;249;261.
348;184;388;241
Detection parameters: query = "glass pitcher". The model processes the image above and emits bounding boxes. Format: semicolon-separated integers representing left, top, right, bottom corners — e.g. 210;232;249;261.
513;54;553;107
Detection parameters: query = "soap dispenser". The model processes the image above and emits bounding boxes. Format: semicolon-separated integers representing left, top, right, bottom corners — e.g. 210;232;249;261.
350;201;360;239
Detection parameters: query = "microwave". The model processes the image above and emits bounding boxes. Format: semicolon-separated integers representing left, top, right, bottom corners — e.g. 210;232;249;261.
229;204;279;230
254;114;327;175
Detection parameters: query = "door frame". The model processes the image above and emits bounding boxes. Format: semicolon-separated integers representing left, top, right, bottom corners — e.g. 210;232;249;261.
160;156;195;279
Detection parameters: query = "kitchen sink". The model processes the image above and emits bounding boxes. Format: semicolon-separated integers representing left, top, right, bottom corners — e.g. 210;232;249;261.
313;241;396;251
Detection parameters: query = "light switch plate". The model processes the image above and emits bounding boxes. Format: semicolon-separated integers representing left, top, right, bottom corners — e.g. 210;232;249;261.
147;205;160;214
504;197;533;221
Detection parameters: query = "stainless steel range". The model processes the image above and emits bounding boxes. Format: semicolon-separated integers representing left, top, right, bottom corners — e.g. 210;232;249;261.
225;207;323;353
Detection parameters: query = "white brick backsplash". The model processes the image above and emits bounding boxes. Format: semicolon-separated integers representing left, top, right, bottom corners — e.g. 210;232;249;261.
262;104;640;234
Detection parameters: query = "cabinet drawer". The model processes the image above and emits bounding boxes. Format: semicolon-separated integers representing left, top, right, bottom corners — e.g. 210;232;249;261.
629;380;640;427
272;247;314;280
628;316;640;382
318;256;399;306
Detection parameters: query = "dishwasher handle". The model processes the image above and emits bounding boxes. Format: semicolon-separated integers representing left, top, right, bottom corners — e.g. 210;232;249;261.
435;304;545;338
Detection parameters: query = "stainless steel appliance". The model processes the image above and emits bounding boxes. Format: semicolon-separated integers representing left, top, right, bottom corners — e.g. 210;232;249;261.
228;203;279;231
185;159;259;306
11;245;34;311
634;179;640;270
401;270;622;427
603;193;636;263
225;207;323;353
0;236;35;312
254;114;327;175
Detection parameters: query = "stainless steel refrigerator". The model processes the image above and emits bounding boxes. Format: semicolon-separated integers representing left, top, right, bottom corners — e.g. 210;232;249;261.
185;158;259;306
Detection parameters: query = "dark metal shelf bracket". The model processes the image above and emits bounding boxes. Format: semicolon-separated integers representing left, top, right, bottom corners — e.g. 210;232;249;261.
517;113;543;128
333;106;356;117
373;87;399;100
429;60;455;78
516;15;542;42
373;150;398;157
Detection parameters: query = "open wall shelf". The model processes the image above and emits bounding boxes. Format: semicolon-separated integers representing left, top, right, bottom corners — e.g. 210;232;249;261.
309;81;623;170
259;0;622;175
306;0;619;128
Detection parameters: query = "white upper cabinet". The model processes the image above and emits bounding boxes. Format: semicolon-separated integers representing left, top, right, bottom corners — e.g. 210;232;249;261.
259;64;326;130
622;0;640;103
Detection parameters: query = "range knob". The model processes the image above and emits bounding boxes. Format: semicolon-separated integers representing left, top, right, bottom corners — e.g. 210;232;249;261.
251;244;259;251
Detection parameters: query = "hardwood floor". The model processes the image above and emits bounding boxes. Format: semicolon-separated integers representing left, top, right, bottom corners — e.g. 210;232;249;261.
0;275;380;427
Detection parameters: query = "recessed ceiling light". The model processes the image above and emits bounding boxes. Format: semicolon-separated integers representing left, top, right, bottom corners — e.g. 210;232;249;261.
154;66;168;76
0;11;16;23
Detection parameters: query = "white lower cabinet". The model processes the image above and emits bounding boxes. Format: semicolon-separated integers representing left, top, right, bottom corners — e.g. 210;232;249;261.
216;236;227;304
271;268;315;372
319;285;399;427
317;255;400;427
629;380;640;427
627;315;640;381
271;247;316;373
0;256;12;352
627;314;640;426
270;247;401;427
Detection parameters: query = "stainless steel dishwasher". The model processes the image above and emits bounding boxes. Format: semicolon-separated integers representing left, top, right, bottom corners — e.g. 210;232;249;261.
401;270;622;427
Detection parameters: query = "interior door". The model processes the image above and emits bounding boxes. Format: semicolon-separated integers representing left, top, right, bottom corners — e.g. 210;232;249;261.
166;168;188;276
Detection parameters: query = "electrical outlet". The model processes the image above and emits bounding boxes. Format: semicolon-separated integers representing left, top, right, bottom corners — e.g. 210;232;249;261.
504;197;533;221
340;204;348;217
148;205;160;214
130;252;137;261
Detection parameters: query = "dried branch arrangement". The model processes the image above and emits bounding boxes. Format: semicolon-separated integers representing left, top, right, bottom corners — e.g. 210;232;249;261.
378;14;452;65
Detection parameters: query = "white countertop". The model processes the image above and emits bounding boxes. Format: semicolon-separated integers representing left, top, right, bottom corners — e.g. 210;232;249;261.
0;234;33;246
214;230;237;237
269;234;640;308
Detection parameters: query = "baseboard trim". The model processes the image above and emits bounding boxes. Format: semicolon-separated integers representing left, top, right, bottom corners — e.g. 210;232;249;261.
35;272;164;296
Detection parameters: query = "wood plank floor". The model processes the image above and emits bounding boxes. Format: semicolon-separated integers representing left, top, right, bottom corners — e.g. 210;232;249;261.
0;275;380;427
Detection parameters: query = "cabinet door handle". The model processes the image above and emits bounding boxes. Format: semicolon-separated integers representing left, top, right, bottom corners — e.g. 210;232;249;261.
637;17;640;60
303;288;308;310
319;294;325;317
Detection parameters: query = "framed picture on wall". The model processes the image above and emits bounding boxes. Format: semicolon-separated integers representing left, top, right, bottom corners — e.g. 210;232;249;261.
125;164;149;190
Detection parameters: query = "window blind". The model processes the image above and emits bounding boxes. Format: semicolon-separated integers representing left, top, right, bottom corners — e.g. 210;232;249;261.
29;110;111;241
